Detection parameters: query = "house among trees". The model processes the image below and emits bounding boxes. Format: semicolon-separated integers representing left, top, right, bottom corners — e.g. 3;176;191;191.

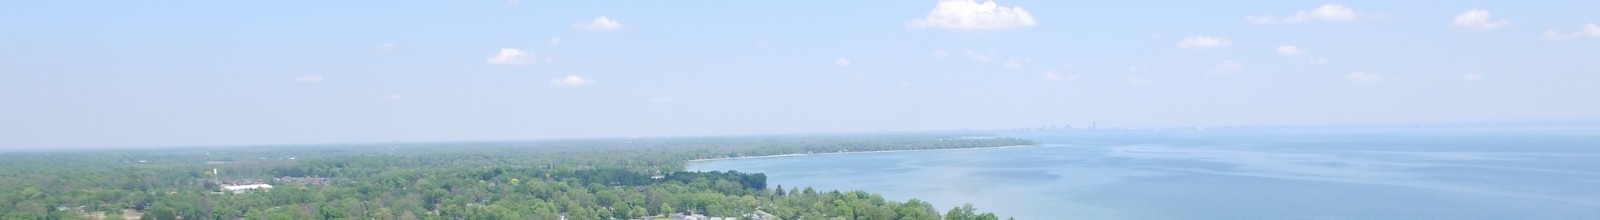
221;184;272;194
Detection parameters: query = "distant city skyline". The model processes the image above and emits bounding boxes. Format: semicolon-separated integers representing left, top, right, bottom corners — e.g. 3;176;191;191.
2;0;1598;148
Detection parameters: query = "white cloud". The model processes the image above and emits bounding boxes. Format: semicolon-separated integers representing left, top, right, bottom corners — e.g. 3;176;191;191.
1004;58;1030;70
964;50;992;62
486;48;533;65
1452;9;1510;29
1127;77;1150;86
907;0;1037;30
649;97;674;103
381;93;403;101
378;42;398;52
1206;60;1243;75
1178;36;1231;49
835;58;851;67
930;50;950;58
505;0;520;6
1461;73;1483;82
1276;45;1304;56
549;37;563;46
1041;71;1078;81
549;75;594;87
1247;4;1363;24
574;16;623;31
1544;23;1600;40
294;75;324;83
1346;71;1380;84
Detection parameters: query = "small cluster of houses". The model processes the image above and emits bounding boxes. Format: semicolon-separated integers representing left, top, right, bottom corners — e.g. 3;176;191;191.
663;210;776;220
277;176;333;185
667;213;730;220
216;178;267;186
211;176;332;194
221;184;273;194
216;176;332;194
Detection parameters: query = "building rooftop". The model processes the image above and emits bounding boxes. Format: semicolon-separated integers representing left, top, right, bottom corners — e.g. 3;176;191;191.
222;184;273;191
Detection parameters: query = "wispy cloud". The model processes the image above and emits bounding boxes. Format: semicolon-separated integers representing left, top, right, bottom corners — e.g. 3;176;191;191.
549;37;563;46
1041;71;1077;81
907;0;1037;30
574;16;623;31
486;48;533;65
1127;77;1150;86
1178;36;1231;49
1346;71;1380;84
1004;58;1030;70
964;50;993;62
381;93;403;101
294;75;324;83
377;42;398;52
1451;9;1510;30
1247;4;1364;24
1308;57;1331;65
549;75;594;87
1461;74;1483;82
1206;60;1243;75
835;58;852;67
1276;45;1304;56
1543;23;1600;40
1041;65;1077;81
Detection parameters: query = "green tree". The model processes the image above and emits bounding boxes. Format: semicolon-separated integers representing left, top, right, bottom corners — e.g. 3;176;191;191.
943;204;976;220
145;206;179;220
895;199;940;220
832;199;855;219
629;206;649;219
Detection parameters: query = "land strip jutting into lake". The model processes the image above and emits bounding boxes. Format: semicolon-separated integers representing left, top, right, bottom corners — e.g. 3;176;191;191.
0;133;1031;220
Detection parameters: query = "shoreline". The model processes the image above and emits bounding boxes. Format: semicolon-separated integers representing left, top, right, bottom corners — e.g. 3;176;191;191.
685;144;1042;163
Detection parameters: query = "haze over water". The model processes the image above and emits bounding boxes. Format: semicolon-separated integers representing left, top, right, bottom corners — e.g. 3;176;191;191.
690;124;1600;220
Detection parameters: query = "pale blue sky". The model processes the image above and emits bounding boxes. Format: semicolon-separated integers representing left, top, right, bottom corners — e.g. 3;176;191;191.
2;0;1597;148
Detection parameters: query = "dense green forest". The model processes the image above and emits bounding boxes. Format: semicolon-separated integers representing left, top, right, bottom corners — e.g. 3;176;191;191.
0;134;1034;220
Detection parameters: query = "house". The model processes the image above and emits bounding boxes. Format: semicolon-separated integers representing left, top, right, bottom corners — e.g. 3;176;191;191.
222;184;273;194
680;214;708;220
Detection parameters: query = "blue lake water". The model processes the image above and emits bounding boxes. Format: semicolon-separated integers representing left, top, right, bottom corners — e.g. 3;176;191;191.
688;125;1600;220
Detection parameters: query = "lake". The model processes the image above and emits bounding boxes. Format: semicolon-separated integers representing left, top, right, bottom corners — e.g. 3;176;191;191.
688;125;1600;219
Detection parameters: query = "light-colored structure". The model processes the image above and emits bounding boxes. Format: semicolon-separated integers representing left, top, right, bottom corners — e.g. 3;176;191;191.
222;184;273;194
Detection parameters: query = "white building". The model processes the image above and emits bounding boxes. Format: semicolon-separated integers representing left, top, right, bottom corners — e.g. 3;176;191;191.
222;184;273;194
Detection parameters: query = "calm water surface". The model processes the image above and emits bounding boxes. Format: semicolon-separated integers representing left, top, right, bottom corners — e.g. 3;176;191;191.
689;125;1600;220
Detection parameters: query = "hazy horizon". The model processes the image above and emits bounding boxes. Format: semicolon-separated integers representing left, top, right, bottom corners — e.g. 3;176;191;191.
4;0;1598;149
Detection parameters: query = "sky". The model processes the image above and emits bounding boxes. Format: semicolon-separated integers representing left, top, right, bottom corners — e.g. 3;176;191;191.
2;0;1598;149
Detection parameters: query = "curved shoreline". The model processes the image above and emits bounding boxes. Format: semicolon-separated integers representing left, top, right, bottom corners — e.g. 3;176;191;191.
685;144;1042;163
